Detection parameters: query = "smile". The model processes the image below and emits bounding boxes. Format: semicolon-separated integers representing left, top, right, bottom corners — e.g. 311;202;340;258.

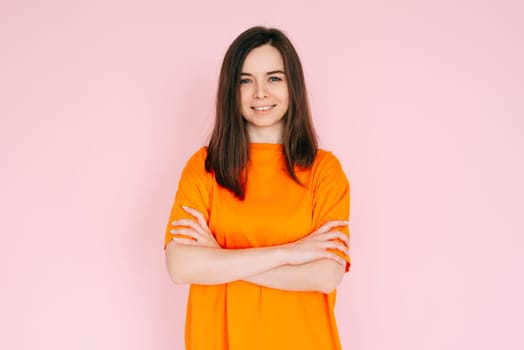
252;105;275;111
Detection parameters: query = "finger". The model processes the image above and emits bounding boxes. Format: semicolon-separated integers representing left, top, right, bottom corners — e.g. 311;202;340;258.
323;241;351;255
172;218;198;227
171;237;198;245
312;220;349;235
182;206;209;231
321;251;347;266
170;228;201;241
317;231;350;246
173;228;217;248
309;230;349;246
172;219;207;236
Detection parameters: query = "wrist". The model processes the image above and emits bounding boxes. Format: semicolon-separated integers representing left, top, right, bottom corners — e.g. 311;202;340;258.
270;244;290;266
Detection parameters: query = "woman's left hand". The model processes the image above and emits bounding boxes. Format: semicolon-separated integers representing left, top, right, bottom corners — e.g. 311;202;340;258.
170;206;220;248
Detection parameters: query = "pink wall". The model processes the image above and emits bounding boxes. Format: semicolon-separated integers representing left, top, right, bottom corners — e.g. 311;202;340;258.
2;1;523;349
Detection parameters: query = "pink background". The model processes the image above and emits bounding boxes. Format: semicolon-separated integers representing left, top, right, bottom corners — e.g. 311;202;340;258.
2;1;523;349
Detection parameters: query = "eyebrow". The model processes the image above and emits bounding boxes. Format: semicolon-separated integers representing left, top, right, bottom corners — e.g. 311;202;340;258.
240;70;286;76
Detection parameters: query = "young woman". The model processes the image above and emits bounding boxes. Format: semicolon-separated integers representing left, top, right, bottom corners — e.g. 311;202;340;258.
164;26;351;350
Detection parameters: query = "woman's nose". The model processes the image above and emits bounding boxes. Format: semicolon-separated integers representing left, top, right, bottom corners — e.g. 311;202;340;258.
253;82;268;99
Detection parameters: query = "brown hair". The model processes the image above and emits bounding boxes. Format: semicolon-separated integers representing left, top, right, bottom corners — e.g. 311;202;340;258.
205;26;318;199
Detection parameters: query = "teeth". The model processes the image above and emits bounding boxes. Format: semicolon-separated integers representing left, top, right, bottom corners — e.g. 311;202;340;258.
254;105;273;111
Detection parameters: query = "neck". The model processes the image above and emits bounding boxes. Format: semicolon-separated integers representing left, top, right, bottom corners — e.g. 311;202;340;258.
246;123;283;144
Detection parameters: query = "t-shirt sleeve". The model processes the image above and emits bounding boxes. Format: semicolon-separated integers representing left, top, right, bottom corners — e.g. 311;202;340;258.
311;151;351;272
163;147;212;249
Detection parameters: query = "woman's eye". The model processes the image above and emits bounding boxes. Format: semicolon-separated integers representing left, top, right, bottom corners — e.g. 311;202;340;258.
240;78;251;84
269;76;282;82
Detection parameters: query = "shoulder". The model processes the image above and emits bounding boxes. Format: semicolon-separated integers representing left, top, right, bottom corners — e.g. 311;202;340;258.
314;148;345;170
183;146;208;171
311;148;349;183
178;147;212;183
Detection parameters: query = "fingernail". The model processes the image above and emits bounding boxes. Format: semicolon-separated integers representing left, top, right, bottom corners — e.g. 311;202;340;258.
170;229;177;234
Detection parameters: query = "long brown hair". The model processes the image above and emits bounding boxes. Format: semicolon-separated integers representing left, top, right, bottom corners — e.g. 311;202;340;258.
205;26;318;200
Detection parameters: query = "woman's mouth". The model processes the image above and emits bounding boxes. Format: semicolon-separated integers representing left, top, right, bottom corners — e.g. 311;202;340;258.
252;105;275;111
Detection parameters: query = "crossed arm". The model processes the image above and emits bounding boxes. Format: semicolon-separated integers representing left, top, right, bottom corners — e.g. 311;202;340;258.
165;206;350;294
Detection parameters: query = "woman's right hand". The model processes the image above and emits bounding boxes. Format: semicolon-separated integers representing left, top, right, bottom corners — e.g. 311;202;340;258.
170;206;221;248
282;220;350;266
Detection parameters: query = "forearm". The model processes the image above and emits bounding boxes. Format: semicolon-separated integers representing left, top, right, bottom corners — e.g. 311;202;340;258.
243;259;345;294
165;241;287;285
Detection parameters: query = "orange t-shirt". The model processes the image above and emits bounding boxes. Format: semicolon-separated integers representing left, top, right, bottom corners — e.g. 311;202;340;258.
164;143;350;350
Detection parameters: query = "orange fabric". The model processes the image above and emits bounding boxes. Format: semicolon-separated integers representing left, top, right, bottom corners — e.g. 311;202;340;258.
164;143;350;350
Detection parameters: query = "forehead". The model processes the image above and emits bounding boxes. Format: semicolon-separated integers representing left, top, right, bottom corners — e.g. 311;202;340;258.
241;44;284;73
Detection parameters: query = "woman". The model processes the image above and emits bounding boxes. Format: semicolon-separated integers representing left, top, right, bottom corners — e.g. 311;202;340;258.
164;26;351;350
